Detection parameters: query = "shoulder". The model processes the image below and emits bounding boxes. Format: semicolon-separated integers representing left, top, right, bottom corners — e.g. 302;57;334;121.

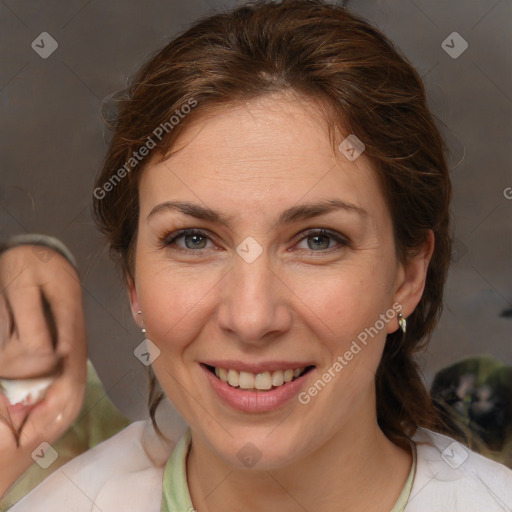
406;427;512;511
9;419;176;512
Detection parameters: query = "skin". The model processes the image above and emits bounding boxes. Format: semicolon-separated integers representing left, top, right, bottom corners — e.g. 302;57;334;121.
128;92;434;512
0;245;87;497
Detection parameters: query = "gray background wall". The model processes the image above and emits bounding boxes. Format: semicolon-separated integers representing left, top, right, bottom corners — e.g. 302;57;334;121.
1;0;510;421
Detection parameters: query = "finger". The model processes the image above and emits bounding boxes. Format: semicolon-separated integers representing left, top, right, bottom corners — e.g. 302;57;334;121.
0;292;11;349
17;367;86;450
5;285;55;356
0;288;57;378
13;253;88;449
0;421;39;498
40;263;83;354
39;263;87;384
0;392;35;435
17;269;87;446
0;349;59;379
0;288;59;378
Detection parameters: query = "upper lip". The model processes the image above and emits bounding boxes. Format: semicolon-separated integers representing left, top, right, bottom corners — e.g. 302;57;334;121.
202;360;316;373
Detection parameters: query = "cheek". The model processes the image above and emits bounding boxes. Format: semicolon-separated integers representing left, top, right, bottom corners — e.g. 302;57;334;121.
136;262;221;351
291;261;392;341
290;263;393;404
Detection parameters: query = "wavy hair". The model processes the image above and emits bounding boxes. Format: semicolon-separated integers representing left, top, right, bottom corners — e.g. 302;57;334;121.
93;0;456;448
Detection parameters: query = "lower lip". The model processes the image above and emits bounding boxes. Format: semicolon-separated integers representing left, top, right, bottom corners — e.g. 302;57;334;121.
200;364;315;413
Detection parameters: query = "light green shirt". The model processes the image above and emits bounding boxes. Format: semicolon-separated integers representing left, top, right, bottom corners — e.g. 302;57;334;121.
161;428;416;512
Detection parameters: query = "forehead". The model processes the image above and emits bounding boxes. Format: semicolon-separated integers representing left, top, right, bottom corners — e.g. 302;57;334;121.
138;94;388;226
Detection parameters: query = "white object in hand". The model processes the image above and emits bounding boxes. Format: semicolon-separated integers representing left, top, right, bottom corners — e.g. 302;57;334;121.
0;376;55;406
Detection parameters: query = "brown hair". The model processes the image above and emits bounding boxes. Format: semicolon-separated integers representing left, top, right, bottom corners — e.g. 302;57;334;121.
93;0;455;449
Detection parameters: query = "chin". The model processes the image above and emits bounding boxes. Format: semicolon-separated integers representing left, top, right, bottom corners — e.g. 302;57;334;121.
199;426;312;471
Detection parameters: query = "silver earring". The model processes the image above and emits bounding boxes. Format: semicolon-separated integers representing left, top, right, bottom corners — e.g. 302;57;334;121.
397;313;407;334
137;310;146;335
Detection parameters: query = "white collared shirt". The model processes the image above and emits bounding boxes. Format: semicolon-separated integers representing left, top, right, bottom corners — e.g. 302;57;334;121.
9;417;512;511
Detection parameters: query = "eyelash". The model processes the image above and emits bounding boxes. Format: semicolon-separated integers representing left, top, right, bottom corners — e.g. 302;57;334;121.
161;228;349;254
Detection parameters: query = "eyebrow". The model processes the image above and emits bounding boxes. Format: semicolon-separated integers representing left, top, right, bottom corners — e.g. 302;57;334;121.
147;199;368;229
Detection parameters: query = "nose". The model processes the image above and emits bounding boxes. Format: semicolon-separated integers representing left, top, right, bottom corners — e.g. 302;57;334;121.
216;252;293;346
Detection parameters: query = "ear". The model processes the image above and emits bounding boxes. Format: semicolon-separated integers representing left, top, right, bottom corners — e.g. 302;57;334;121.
127;275;142;326
388;229;435;332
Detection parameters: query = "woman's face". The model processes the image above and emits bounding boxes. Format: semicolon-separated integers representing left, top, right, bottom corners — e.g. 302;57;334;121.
130;93;429;469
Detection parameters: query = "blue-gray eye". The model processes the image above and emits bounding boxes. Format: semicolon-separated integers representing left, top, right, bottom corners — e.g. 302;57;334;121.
296;229;347;251
164;229;212;250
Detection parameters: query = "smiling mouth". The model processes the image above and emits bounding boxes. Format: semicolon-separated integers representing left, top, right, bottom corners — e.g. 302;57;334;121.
204;364;315;392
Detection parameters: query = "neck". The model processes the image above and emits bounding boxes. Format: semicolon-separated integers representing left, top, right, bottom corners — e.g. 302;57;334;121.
186;400;412;512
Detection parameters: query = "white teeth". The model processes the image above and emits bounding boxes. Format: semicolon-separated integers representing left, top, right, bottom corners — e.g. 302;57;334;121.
227;369;239;387
254;372;272;390
211;366;308;391
272;370;284;387
239;371;254;389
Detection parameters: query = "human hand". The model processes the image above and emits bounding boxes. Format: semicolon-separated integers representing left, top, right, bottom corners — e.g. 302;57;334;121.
0;244;87;497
